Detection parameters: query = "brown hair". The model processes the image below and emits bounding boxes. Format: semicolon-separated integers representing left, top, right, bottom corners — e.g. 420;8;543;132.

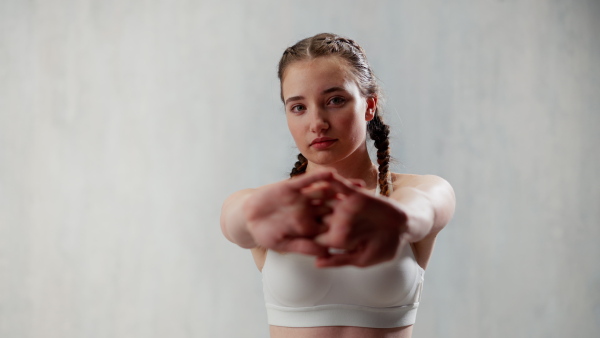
279;33;392;196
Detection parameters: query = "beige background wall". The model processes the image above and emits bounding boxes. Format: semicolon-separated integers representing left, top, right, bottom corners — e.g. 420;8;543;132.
1;1;598;337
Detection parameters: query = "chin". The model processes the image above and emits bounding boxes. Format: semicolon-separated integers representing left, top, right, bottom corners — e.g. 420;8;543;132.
305;152;342;167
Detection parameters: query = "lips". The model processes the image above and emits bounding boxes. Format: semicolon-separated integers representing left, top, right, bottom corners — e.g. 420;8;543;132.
310;137;337;149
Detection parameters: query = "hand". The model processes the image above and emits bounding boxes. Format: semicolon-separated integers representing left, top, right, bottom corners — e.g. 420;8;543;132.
243;170;336;256
312;174;408;268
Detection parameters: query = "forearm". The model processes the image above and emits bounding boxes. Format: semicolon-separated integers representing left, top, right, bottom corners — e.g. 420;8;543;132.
220;189;258;249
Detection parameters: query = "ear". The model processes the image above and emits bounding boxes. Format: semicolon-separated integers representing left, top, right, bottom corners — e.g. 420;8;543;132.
364;96;377;122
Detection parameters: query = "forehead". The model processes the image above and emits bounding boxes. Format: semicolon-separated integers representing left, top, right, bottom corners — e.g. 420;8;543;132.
281;57;358;99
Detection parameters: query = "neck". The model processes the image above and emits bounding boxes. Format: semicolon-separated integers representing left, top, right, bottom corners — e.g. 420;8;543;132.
305;143;379;191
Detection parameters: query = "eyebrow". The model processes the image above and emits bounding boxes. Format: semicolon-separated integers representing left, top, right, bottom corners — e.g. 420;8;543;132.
284;86;346;105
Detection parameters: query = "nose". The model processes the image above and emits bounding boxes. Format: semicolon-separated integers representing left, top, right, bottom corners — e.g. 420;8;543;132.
309;107;329;133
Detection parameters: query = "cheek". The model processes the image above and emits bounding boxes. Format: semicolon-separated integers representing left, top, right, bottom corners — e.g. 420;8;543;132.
348;119;368;145
339;112;366;135
286;117;304;143
286;116;296;133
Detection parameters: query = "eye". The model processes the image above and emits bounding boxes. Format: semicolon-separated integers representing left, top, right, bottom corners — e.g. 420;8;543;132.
289;104;306;113
328;96;346;106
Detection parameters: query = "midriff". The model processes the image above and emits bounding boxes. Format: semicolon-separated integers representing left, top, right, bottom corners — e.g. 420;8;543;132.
270;324;413;338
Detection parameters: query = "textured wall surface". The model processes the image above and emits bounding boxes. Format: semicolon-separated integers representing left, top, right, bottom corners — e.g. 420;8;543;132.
1;1;599;337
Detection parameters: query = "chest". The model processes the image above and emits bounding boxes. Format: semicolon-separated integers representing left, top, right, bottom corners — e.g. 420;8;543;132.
262;244;424;308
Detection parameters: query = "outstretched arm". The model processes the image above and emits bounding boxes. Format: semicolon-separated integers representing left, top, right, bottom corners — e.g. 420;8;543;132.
390;174;456;243
220;188;258;248
220;170;337;256
313;173;455;268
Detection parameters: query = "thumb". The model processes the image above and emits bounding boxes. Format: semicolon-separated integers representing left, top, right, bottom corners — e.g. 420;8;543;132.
314;232;331;247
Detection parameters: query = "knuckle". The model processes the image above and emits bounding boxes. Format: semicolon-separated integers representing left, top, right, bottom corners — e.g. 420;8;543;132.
295;223;318;237
329;236;348;248
335;222;352;238
355;258;370;268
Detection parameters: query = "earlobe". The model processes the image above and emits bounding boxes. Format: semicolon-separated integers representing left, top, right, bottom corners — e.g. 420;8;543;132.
365;97;377;121
365;108;375;121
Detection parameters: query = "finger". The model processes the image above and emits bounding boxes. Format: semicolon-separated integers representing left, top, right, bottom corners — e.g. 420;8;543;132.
313;209;363;249
301;181;329;193
325;174;360;195
313;231;331;247
301;182;336;201
309;207;332;234
323;198;340;209
321;213;334;225
351;243;382;267
347;178;366;188
316;241;386;268
288;170;335;190
313;222;361;250
350;242;396;267
315;251;361;267
293;220;324;237
316;222;329;234
312;205;333;217
277;238;329;256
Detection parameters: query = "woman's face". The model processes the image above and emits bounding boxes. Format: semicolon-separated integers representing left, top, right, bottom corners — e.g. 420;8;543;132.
281;56;376;167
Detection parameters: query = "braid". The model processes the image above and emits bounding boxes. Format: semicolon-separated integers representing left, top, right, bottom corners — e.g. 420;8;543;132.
332;37;364;53
367;113;392;196
290;153;308;177
280;33;393;191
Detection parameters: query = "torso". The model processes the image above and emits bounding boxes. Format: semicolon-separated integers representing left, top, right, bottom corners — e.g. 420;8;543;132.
251;173;437;338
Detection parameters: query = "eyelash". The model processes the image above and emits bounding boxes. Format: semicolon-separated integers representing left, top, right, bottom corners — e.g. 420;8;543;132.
290;105;306;113
288;96;346;113
328;96;346;105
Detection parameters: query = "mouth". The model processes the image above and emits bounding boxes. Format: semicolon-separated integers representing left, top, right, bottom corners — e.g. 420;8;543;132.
310;137;337;149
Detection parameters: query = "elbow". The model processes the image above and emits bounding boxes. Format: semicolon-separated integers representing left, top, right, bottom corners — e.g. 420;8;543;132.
220;189;257;249
430;176;456;232
412;175;456;236
219;203;234;243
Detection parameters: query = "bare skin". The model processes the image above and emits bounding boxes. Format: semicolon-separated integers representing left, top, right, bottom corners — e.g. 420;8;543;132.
220;56;456;338
269;323;413;338
246;172;452;338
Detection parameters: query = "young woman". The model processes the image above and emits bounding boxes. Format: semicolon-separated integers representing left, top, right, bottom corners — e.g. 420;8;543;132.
220;33;456;338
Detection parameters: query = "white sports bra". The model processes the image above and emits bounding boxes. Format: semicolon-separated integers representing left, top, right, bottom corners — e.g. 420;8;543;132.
261;186;425;328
